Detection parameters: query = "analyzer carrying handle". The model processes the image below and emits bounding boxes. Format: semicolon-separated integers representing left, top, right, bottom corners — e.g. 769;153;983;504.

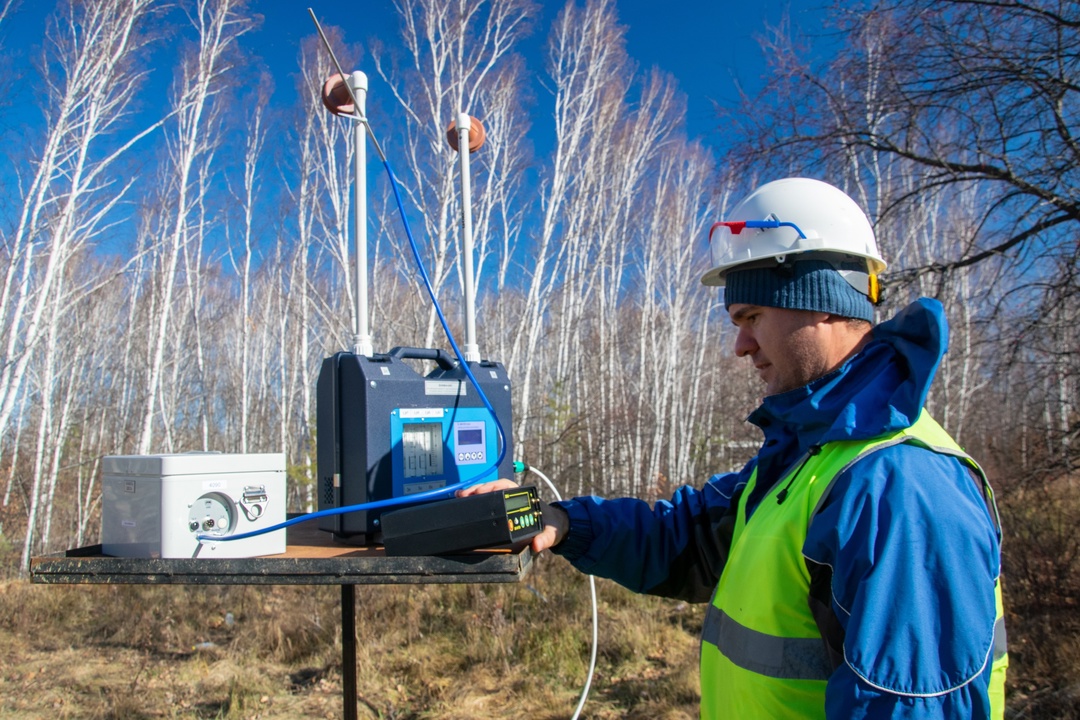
387;346;458;371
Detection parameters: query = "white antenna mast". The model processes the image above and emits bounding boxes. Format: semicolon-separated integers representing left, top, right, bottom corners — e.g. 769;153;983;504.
349;71;373;357
310;9;377;357
447;113;486;363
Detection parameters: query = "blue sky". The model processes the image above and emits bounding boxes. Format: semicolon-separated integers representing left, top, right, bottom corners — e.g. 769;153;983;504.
0;0;831;258
0;0;829;152
262;0;828;147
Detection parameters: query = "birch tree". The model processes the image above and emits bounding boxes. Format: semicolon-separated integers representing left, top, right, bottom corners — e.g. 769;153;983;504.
630;142;718;493
0;0;159;466
511;0;622;460
730;0;1080;335
373;0;536;352
136;0;255;453
225;75;270;453
0;0;165;565
287;28;366;357
526;0;684;493
274;34;356;505
24;255;113;563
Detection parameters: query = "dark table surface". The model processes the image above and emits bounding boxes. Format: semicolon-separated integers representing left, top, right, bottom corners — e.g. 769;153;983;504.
29;520;533;586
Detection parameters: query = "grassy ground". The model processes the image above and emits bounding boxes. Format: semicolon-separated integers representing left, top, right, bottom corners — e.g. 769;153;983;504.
3;548;1078;718
0;556;701;719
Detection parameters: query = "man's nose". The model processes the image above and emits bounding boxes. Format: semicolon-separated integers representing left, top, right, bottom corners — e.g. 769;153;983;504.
734;327;757;358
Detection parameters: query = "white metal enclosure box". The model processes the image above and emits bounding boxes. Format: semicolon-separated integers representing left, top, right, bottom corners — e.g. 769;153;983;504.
101;453;287;559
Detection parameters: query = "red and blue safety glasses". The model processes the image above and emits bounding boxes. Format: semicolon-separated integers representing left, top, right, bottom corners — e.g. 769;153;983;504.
709;219;807;240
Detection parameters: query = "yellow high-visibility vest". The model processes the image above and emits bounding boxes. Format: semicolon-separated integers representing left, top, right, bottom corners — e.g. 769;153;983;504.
699;412;1008;718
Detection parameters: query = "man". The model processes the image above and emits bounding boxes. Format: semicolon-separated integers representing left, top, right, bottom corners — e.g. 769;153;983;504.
462;178;1007;718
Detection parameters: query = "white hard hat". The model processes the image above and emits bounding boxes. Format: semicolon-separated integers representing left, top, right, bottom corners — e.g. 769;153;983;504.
702;178;887;289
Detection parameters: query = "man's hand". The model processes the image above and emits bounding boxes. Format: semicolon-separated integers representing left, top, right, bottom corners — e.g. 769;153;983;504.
457;479;570;553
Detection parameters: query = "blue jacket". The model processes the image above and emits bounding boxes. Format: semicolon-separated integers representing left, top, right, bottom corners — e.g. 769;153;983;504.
552;298;1003;718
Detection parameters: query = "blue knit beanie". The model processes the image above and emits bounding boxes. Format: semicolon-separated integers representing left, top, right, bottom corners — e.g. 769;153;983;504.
724;258;874;322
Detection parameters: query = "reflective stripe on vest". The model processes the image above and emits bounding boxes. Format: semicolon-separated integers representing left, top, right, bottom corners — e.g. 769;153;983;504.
701;607;831;681
699;411;1008;719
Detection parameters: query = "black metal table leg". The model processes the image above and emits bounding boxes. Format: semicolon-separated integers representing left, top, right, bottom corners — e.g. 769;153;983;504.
342;584;358;720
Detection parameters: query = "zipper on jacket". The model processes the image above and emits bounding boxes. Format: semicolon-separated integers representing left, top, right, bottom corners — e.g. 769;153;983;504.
776;444;822;505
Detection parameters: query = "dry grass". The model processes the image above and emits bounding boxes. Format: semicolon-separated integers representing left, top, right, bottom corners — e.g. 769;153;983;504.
994;472;1080;720
1005;607;1080;719
0;557;701;719
996;486;1080;719
4;501;1079;719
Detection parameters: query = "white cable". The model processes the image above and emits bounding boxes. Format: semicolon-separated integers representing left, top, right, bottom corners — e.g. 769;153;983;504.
524;464;597;720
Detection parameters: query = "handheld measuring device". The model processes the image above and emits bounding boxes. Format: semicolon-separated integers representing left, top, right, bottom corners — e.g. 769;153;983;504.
380;485;542;556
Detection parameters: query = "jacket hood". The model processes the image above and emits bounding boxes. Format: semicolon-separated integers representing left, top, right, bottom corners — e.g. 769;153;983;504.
749;298;948;450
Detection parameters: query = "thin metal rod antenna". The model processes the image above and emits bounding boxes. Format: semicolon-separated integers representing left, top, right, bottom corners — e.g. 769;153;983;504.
307;8;388;163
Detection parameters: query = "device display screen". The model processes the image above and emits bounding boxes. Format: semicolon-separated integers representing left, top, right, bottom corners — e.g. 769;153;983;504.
401;423;444;478
457;427;483;446
504;492;531;512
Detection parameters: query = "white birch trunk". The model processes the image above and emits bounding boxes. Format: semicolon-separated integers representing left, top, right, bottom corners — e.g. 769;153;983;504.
137;0;254;453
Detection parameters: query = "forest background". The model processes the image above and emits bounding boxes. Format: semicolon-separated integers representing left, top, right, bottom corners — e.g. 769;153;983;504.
0;0;1077;718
